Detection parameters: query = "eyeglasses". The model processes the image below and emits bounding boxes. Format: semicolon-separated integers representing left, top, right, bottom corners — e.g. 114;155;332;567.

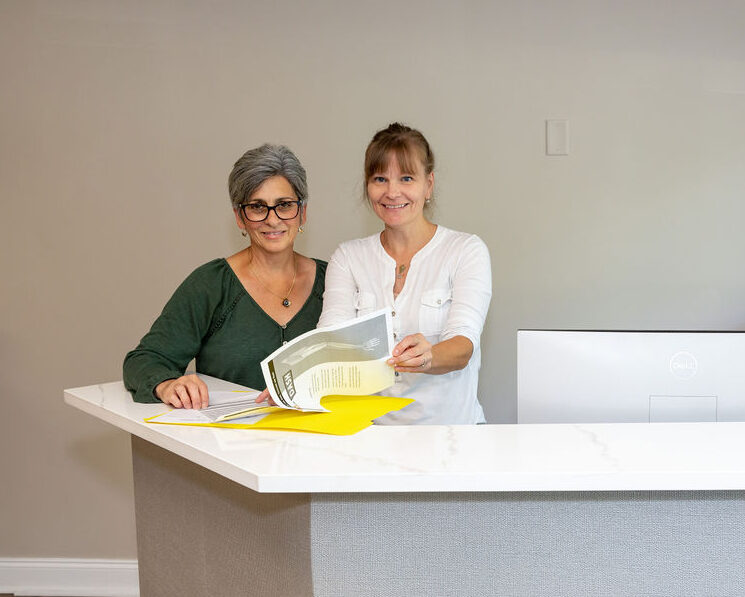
240;200;303;222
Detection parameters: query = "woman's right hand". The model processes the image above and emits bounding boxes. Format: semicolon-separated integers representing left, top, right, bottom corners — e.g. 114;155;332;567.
255;388;277;406
155;374;209;409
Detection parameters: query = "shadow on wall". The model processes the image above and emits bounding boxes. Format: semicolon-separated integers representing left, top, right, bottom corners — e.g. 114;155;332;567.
65;428;134;495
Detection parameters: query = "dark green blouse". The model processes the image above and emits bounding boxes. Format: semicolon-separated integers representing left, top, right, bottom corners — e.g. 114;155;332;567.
123;258;327;403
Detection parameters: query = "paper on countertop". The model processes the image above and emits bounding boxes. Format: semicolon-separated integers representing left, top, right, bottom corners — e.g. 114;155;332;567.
144;358;413;435
146;393;414;435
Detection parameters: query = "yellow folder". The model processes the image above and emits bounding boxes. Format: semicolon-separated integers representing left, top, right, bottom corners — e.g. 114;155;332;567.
145;395;414;435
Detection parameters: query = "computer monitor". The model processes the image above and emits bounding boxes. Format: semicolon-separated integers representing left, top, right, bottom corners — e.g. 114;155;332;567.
517;330;745;424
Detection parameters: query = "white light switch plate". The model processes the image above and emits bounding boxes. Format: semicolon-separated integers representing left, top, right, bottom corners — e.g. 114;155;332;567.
546;119;569;155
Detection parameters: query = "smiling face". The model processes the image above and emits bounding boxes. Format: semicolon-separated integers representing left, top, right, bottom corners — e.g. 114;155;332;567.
233;175;306;255
366;153;434;230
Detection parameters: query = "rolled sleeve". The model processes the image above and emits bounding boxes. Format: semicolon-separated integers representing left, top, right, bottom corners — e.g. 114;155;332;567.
440;235;492;347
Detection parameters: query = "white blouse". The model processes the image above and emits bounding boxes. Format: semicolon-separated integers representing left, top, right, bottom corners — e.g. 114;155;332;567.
319;226;492;424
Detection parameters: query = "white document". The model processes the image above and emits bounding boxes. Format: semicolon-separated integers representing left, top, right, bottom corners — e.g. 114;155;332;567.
261;308;395;411
149;374;276;424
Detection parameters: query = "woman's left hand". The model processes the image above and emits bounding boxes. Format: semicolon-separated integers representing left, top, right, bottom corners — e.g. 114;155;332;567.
388;333;433;373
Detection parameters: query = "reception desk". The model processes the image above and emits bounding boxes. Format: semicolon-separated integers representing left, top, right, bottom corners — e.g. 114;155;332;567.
65;382;745;596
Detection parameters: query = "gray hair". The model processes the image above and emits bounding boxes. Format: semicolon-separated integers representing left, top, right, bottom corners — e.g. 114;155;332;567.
228;143;308;208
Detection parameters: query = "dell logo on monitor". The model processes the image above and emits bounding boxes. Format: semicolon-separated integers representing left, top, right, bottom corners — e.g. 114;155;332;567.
670;351;697;380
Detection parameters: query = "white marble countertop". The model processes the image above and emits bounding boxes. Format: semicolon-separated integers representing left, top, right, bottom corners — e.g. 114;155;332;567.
64;381;745;493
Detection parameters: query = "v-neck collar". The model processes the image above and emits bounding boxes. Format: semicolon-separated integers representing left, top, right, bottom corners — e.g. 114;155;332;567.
377;226;442;302
223;257;320;329
377;225;442;265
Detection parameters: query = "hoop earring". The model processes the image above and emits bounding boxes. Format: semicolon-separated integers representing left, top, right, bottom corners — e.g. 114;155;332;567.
299;225;304;234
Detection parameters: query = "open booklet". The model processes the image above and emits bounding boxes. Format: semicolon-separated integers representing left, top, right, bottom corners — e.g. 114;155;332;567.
149;309;396;425
144;375;280;425
144;372;413;435
261;308;395;411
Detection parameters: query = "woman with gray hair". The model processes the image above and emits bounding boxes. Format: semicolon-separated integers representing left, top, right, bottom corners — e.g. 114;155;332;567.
123;144;326;408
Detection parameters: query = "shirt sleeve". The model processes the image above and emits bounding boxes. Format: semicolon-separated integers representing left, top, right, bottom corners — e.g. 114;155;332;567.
122;266;221;403
441;235;492;348
318;244;359;328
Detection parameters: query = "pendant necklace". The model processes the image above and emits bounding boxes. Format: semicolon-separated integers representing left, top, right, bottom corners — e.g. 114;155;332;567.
248;251;297;308
383;231;410;281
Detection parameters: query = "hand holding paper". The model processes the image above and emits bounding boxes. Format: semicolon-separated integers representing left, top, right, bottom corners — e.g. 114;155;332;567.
261;309;395;411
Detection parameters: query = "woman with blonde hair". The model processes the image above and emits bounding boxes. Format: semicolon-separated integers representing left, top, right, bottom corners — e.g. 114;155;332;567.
319;123;491;424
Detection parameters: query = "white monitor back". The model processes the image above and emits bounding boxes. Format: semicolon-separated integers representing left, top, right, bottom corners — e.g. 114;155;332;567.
517;330;745;424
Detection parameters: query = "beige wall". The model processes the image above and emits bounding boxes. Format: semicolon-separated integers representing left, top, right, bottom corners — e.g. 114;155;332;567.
1;0;744;558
